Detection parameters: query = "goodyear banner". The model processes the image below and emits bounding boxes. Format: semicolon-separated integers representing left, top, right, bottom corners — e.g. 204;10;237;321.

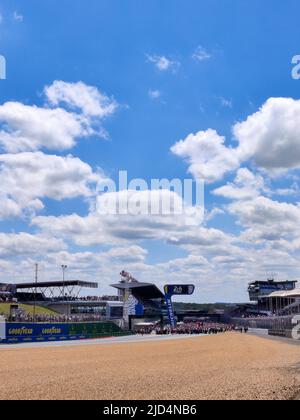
164;284;195;328
0;321;128;344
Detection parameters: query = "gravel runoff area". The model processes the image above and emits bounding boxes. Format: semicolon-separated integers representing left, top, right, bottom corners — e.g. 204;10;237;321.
0;333;299;400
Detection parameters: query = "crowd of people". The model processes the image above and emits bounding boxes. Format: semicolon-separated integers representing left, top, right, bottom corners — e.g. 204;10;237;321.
54;295;119;302
134;322;236;336
0;310;107;323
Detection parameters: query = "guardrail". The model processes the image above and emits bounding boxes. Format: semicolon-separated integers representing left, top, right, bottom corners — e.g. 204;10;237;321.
231;316;294;330
230;316;300;340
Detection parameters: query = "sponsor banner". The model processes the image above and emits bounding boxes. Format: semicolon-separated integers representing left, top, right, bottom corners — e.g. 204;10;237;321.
123;292;145;323
0;322;128;344
165;295;176;328
164;284;195;328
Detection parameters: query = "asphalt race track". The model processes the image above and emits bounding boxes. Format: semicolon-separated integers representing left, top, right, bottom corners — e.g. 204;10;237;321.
0;333;204;350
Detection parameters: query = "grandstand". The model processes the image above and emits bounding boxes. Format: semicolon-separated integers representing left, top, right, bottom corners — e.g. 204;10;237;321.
111;273;165;329
247;279;299;315
1;272;222;330
0;302;58;317
0;279;125;324
228;278;300;339
267;289;300;315
0;278;131;344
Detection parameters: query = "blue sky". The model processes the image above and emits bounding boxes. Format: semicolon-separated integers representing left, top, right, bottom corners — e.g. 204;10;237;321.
1;1;300;302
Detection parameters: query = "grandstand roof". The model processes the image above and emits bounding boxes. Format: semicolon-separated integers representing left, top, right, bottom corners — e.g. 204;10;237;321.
111;282;164;299
268;289;300;298
16;280;98;289
249;280;297;286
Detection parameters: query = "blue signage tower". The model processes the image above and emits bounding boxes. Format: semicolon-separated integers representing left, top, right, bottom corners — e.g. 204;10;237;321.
164;285;195;327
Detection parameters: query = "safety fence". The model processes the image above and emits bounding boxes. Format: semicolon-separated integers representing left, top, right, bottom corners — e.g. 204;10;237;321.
231;316;300;339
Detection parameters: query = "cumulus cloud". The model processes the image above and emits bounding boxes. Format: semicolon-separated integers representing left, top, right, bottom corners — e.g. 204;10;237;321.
47;246;148;270
230;196;300;230
172;98;300;183
0;243;151;290
274;182;300;196
33;189;204;246
0;152;101;219
213;168;268;200
31;205;256;301
44;81;118;118
0;81;118;153
234;97;300;172
165;254;209;274
0;102;88;152
0;232;65;258
229;196;300;246
171;129;240;183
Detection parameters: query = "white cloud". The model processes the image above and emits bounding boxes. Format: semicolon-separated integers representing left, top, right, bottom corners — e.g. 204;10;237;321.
274;182;300;196
47;246;148;270
205;207;225;222
213;168;268;200
173;98;300;183
33;189;204;246
234;97;300;172
166;254;209;272
0;152;101;219
192;46;211;62
0;242;150;290
0;102;88;152
102;246;148;263
166;226;233;251
148;89;162;100
44;81;118;118
0;194;42;220
146;54;179;72
229;196;300;245
0;233;65;258
171;129;240;183
0;81;118;153
231;196;300;230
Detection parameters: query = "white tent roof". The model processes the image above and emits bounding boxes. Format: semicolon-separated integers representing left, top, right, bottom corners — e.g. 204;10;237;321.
268;289;300;298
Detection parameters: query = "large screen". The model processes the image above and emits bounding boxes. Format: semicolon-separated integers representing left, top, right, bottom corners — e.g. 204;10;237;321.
164;285;195;296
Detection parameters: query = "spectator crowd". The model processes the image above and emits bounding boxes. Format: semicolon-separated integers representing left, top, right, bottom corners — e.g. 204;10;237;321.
135;322;236;336
0;309;107;323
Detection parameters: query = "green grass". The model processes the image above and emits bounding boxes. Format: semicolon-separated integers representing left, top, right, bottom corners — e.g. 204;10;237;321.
0;303;58;317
